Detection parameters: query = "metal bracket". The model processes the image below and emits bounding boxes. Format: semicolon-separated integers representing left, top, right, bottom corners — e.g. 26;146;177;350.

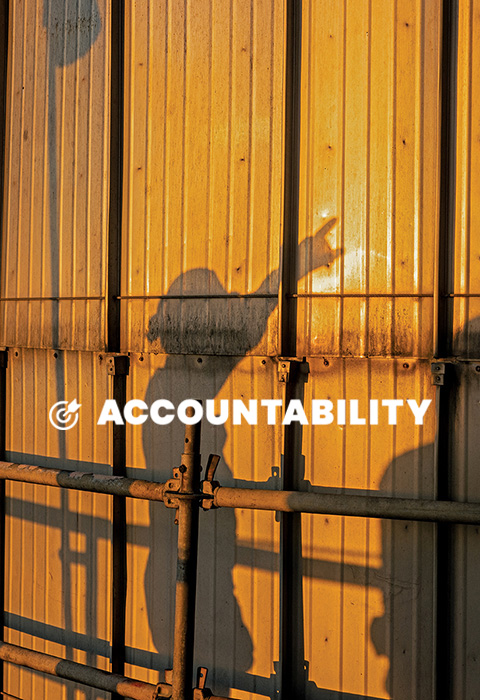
201;454;221;510
106;354;130;376
193;666;212;699
431;362;446;386
163;468;183;509
277;357;309;383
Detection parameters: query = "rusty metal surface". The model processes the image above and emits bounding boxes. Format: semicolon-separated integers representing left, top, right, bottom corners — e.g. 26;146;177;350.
0;2;477;700
120;0;284;356
296;0;442;358
0;462;165;501
0;641;161;700
0;0;109;351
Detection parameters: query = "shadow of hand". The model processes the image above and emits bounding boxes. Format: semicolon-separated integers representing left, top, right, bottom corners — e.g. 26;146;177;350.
300;217;342;272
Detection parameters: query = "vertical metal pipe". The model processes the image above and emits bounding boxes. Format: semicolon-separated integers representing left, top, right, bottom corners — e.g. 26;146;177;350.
171;416;201;700
0;2;9;696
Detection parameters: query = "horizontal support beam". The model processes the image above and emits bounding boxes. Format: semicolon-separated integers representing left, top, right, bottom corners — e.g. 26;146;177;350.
0;642;168;699
2;461;480;525
213;487;480;524
0;462;165;501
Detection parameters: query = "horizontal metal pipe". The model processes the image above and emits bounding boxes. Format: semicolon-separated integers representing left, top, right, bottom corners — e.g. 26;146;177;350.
213;487;480;524
0;462;165;501
4;461;480;525
0;642;167;699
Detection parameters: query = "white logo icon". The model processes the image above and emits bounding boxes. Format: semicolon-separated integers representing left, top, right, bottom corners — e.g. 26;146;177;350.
49;399;82;431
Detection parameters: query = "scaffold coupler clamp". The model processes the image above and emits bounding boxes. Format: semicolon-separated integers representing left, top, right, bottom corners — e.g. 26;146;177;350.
193;666;213;699
153;669;173;698
201;454;221;510
163;466;184;509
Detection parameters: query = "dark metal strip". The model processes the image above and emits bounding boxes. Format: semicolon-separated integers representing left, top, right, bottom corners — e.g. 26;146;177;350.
279;1;303;696
107;2;126;696
436;2;459;699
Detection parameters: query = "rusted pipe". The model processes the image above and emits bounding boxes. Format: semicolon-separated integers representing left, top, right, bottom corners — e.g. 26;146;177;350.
2;460;480;525
212;487;480;524
0;641;168;699
0;462;165;501
172;414;202;700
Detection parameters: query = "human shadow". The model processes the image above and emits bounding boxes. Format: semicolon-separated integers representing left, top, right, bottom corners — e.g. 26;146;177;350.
142;220;340;696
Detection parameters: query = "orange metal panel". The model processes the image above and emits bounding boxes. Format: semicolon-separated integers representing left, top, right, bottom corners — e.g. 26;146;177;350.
1;0;110;351
120;0;284;356
453;0;480;355
4;348;112;700
297;0;441;358
301;358;436;699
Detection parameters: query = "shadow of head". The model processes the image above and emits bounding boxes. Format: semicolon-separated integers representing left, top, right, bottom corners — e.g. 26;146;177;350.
44;0;101;66
146;268;272;355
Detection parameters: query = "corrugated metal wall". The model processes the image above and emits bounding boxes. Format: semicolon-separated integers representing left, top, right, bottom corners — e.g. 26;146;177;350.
297;0;441;359
1;1;479;700
1;0;110;352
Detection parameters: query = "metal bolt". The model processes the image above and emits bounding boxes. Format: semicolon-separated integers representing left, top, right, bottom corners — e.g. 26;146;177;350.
476;366;480;372
179;465;187;474
403;363;409;369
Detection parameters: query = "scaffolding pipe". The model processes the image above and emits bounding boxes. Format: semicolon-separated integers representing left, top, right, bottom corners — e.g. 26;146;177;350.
172;415;202;700
212;487;480;524
0;462;165;501
0;641;166;699
2;461;480;525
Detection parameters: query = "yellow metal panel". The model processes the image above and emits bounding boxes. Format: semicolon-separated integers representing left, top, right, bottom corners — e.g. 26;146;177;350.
4;348;112;699
121;0;284;356
301;358;436;698
1;0;110;351
125;354;282;697
453;0;480;354
297;0;441;357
